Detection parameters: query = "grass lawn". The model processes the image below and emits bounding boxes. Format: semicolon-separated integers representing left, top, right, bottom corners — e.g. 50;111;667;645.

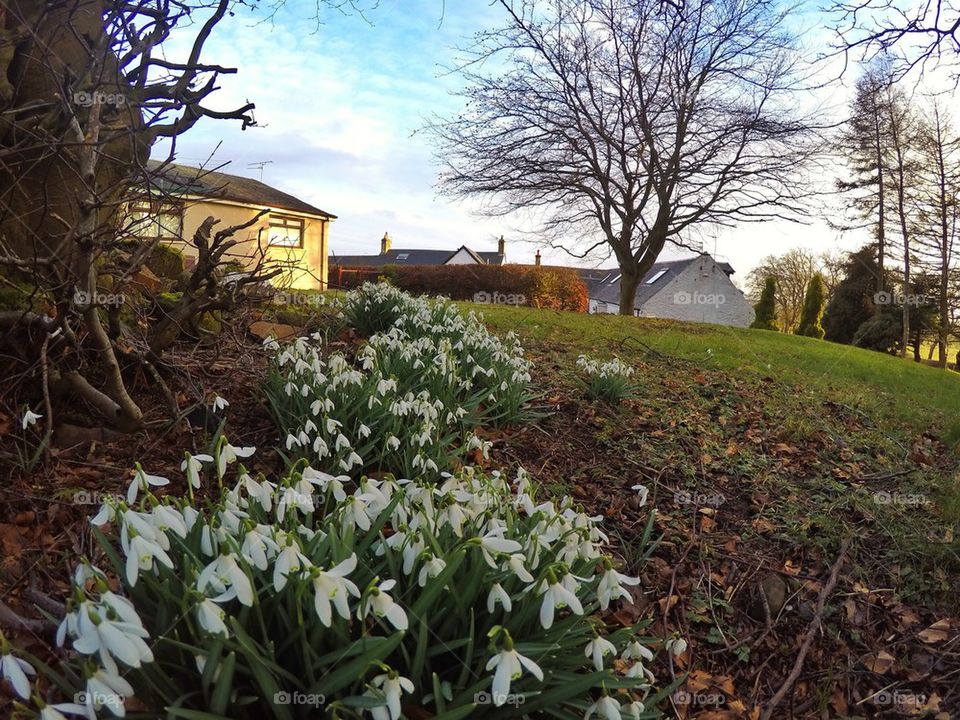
470;304;960;442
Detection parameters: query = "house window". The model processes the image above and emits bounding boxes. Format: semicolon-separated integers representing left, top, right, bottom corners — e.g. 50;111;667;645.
129;200;182;239
396;253;409;261
268;215;304;248
646;269;668;284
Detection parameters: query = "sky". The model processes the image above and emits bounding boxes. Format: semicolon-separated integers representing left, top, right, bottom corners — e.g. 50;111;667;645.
151;0;950;286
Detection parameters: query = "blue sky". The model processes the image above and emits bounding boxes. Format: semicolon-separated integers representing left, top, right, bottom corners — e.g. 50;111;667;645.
153;0;893;281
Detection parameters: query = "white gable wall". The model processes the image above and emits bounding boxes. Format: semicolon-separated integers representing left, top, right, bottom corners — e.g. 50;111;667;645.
445;248;480;265
637;256;754;327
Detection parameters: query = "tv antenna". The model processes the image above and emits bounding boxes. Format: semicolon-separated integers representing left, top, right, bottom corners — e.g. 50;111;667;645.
247;160;273;181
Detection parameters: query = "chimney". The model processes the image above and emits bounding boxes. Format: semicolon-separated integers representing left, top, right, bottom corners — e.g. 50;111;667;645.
498;235;505;256
381;232;391;254
535;250;541;266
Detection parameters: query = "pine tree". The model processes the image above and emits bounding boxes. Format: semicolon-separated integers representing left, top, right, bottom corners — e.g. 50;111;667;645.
796;274;827;338
823;245;882;344
750;277;780;331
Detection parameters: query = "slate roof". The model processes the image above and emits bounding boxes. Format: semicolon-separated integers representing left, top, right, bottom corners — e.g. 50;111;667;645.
579;255;735;310
331;245;505;267
143;160;336;219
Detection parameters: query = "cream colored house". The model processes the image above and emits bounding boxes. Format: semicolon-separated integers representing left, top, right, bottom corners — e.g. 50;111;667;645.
130;161;335;289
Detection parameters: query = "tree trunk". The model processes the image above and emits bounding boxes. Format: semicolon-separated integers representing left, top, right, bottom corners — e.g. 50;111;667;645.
618;269;640;316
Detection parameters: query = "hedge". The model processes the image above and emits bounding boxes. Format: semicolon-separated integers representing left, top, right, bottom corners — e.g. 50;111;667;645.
328;263;588;312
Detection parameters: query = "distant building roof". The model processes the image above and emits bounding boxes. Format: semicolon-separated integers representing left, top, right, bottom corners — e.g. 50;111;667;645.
579;255;735;309
143;160;336;219
332;245;505;267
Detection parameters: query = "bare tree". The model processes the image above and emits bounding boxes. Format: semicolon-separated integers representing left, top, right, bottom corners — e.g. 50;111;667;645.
830;0;960;78
0;1;301;441
428;0;821;315
913;99;960;367
746;248;825;332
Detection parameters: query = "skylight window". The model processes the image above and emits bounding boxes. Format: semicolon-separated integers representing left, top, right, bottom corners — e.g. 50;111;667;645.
396;253;409;261
645;269;668;284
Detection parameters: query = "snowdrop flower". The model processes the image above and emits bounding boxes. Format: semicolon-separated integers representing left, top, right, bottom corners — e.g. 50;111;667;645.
622;639;655;663
625;661;656;683
181;453;213;490
21;409;42;429
476;532;522;568
197;598;228;636
597;560;641;610
124;532;174;586
504;554;534;583
37;701;89;720
487;583;512;613
367;670;414;720
417;554;446;587
285;433;301;450
83;666;134;716
126;465;169;504
311;555;361;626
273;539;310;591
73;611;153;669
237;473;275;512
302;468;347;502
241;525;280;570
0;649;35;699
385;435;400;451
341;496;371;531
665;636;688;657
537;572;584;629
216;442;255;477
624;700;646;719
197;553;255;606
584;635;617;671
485;633;543;704
585;694;622;720
631;484;649;506
359;579;408;631
211;395;229;412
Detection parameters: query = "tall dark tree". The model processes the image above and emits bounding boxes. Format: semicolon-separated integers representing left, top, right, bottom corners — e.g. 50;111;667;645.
822;245;882;344
796;273;827;338
430;0;820;315
837;63;892;294
913;100;960;368
750;277;780;331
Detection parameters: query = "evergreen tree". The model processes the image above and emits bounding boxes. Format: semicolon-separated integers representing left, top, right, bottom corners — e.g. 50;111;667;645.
750;277;780;331
796;273;827;338
823;245;882;343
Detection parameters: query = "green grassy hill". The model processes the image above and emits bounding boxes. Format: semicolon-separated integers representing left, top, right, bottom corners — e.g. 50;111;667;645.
473;304;960;442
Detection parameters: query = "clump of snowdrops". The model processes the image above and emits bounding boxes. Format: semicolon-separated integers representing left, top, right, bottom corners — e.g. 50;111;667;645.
3;437;669;719
264;284;535;479
577;355;637;404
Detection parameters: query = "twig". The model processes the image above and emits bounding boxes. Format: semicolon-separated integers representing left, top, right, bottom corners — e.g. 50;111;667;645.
0;600;46;633
760;537;853;720
40;332;53;461
24;586;65;616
